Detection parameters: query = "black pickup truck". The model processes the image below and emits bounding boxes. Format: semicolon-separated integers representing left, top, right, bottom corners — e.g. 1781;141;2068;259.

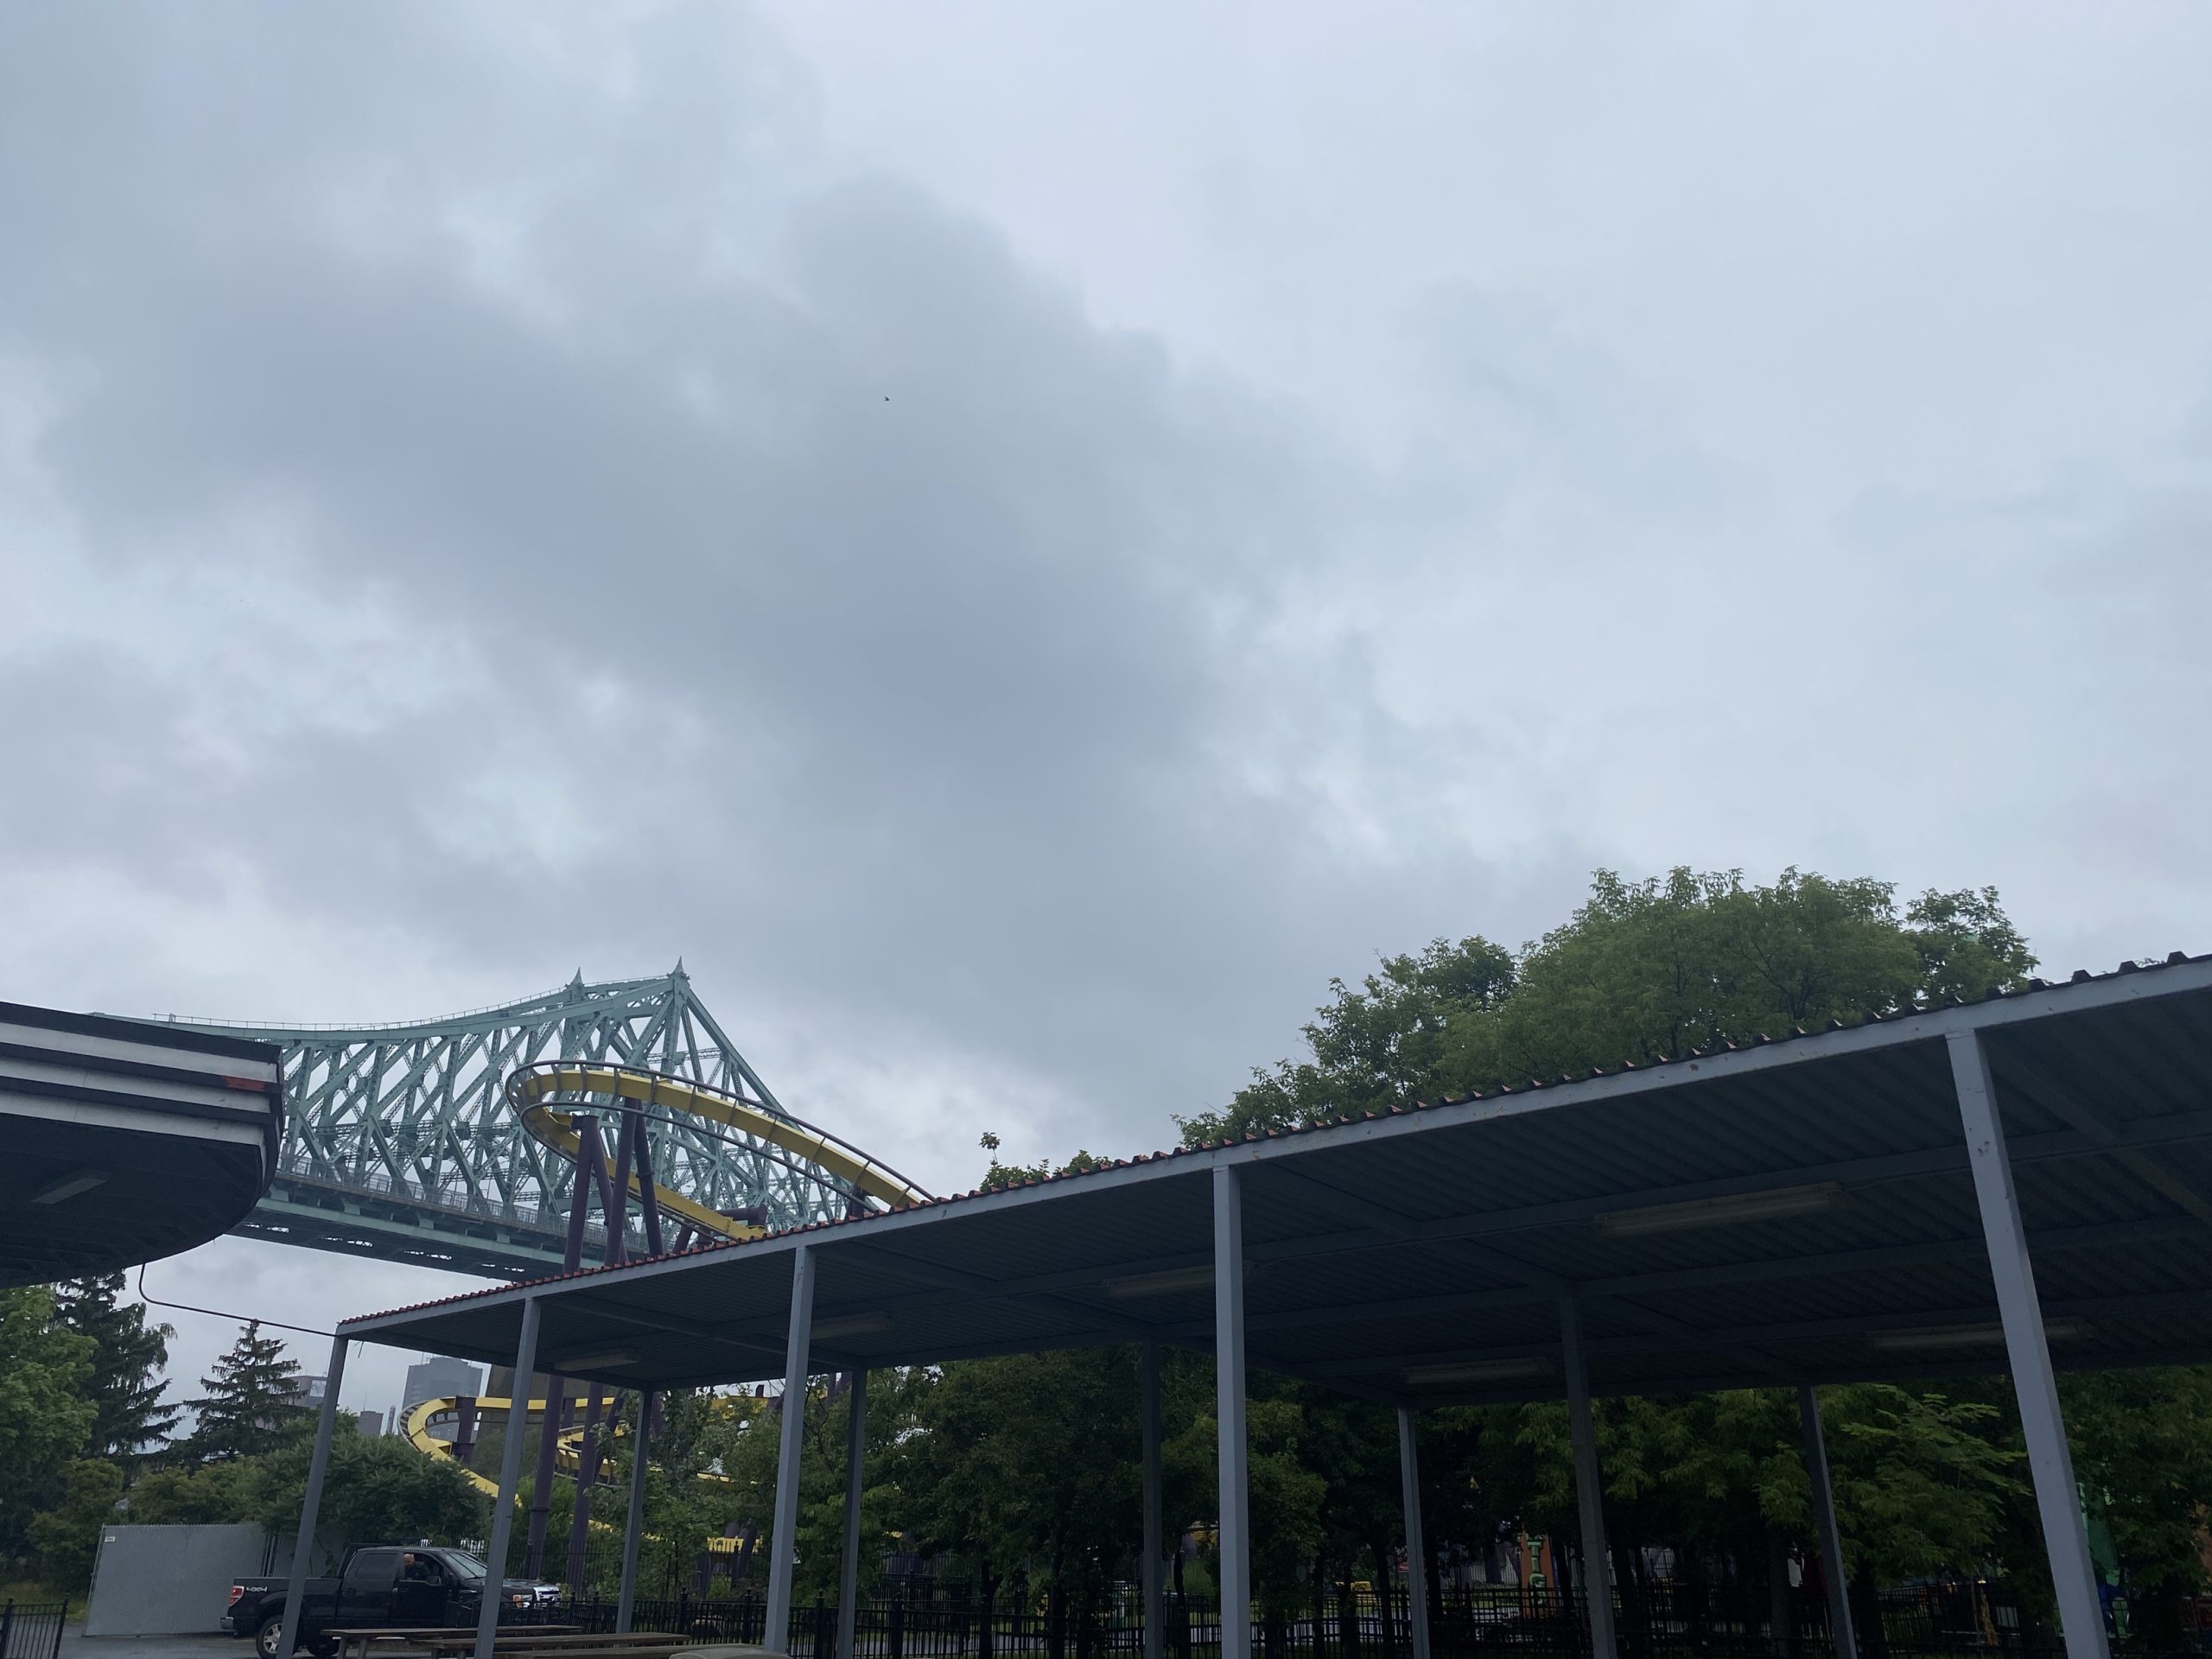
224;1545;551;1658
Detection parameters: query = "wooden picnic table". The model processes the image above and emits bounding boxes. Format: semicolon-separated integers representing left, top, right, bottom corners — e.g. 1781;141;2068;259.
324;1627;586;1659
325;1628;488;1659
422;1631;684;1659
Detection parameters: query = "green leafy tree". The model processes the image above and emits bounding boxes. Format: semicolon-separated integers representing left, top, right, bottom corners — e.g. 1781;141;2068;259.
50;1274;181;1467
1186;868;2034;1145
0;1286;98;1555
29;1458;125;1592
900;1347;1138;1621
1165;1374;1325;1618
180;1320;308;1464
247;1416;486;1546
1179;938;1513;1143
2056;1368;2212;1646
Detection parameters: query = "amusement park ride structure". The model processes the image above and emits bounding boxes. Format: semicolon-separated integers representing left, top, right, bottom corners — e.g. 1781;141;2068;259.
173;968;912;1278
172;967;930;1583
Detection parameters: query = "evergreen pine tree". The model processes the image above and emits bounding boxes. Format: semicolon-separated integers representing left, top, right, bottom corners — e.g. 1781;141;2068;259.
49;1274;181;1468
182;1320;307;1463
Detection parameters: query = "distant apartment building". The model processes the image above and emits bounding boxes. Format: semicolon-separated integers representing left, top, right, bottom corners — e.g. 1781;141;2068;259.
403;1357;486;1440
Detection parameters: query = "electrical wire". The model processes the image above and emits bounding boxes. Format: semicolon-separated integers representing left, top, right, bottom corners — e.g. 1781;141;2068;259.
137;1262;340;1340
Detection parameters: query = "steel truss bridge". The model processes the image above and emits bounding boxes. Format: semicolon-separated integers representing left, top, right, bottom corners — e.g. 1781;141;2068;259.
175;968;854;1279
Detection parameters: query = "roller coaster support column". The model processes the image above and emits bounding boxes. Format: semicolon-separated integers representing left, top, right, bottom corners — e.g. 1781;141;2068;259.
766;1244;817;1656
836;1369;868;1659
279;1334;349;1659
624;1107;666;1256
481;1298;544;1659
563;1385;607;1588
531;1118;614;1578
617;1390;653;1633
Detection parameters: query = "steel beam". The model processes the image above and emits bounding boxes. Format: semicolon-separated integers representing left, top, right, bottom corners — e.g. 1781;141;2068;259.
1797;1385;1857;1659
836;1369;869;1659
1950;1030;2109;1659
479;1296;544;1659
766;1244;817;1655
1397;1406;1431;1659
277;1335;349;1659
1142;1339;1164;1659
1560;1293;1617;1659
1214;1166;1251;1659
617;1390;652;1632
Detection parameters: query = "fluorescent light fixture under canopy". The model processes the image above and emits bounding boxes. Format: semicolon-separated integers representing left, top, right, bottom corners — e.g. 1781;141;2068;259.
31;1170;107;1205
1405;1357;1554;1386
552;1348;638;1371
1595;1182;1844;1237
1103;1264;1217;1299
1871;1319;2088;1352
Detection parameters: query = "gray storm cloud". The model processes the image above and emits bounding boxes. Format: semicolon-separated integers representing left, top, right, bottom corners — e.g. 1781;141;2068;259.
3;2;2209;1405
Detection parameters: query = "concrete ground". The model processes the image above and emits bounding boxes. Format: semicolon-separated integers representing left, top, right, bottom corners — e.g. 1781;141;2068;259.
58;1627;243;1659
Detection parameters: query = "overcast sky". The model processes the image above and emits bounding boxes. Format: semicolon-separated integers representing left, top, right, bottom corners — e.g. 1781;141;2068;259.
5;4;2209;1420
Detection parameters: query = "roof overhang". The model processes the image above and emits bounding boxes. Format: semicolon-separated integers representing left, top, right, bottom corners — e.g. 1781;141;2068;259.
340;955;2212;1407
0;1002;284;1287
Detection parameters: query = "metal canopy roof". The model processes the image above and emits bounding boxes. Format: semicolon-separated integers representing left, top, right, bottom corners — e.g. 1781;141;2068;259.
0;1002;284;1287
341;955;2212;1407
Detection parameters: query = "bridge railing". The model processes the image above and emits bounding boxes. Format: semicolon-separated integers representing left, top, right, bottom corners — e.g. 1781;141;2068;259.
274;1147;631;1245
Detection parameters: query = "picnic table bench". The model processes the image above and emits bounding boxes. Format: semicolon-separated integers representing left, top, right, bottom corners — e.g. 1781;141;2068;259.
324;1627;585;1659
421;1631;689;1659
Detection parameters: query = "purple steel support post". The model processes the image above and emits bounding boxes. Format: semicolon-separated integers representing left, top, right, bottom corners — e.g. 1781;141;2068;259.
608;1114;635;1266
524;1382;569;1577
526;1115;608;1580
632;1111;665;1257
563;1385;607;1588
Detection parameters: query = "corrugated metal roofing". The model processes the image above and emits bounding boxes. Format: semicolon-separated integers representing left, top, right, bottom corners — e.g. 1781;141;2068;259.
340;953;2212;1405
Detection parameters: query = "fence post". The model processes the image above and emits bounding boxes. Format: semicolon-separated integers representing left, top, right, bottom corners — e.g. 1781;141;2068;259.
890;1589;906;1659
2;1597;14;1659
814;1595;831;1659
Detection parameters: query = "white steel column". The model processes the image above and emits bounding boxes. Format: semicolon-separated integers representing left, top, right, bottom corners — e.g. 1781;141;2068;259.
616;1390;652;1633
478;1298;543;1659
1559;1293;1618;1659
766;1245;818;1656
1397;1406;1432;1659
1213;1166;1251;1659
277;1334;349;1659
1796;1385;1857;1659
1142;1339;1165;1659
836;1370;870;1659
1950;1030;2110;1659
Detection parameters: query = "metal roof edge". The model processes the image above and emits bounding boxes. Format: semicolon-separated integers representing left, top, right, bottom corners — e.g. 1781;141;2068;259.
337;952;2212;1342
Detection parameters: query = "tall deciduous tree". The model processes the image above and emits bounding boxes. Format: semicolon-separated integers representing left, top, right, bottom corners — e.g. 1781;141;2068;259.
181;1319;308;1464
50;1273;181;1467
0;1286;98;1555
1181;868;2034;1144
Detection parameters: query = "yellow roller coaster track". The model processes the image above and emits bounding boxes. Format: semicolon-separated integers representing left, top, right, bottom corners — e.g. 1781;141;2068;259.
505;1063;931;1246
402;1394;750;1553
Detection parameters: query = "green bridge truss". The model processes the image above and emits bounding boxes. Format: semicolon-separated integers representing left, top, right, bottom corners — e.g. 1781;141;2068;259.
174;967;848;1279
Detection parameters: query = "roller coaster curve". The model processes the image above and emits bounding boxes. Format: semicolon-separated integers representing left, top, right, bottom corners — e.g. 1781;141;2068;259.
505;1061;931;1243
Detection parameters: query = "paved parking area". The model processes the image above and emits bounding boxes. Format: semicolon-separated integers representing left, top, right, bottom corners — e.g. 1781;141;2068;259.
59;1628;243;1659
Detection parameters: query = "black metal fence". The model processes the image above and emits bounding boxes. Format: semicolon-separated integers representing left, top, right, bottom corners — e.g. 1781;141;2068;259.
531;1581;2202;1659
0;1600;67;1659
